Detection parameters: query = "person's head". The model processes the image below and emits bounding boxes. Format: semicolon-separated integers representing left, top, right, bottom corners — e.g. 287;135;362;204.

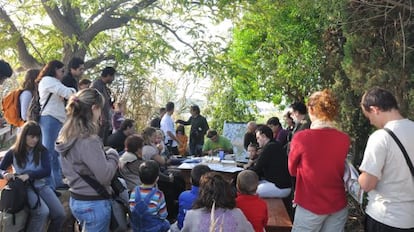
246;121;257;133
142;127;157;145
78;78;91;90
307;89;339;122
36;60;65;83
360;87;399;128
284;112;294;127
68;57;85;78
165;102;174;114
155;129;165;144
159;107;166;117
247;143;259;160
206;129;219;142
22;69;40;92
138;160;160;185
255;125;273;147
190;165;211;187
124;134;144;155
237;170;259;195
114;101;125;112
101;66;116;84
0;59;13;84
57;88;104;143
176;125;185;136
266;117;282;133
12;121;46;168
193;172;236;210
120;119;135;136
190;105;200;117
290;101;307;122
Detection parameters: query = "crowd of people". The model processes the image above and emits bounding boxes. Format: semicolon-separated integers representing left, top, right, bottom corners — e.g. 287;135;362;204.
0;58;413;232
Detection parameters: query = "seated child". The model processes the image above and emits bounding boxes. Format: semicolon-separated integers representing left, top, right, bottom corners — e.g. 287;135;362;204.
244;143;260;169
129;160;170;232
177;165;211;229
176;125;188;157
119;135;145;191
236;170;268;232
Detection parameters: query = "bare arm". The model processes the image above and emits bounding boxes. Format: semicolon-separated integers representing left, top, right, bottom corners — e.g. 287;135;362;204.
358;171;378;192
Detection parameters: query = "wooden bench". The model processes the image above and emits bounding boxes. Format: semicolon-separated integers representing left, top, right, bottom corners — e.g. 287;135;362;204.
265;198;292;232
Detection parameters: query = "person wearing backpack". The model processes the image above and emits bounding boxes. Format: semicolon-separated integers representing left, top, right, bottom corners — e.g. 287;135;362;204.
35;60;76;191
129;160;170;232
0;121;66;232
0;59;13;84
19;69;40;122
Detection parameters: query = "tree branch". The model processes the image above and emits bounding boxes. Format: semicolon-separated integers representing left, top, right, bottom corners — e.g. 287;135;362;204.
41;0;79;37
0;7;41;69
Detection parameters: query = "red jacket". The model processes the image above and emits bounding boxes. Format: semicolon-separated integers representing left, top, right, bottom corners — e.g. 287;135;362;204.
289;128;350;214
236;193;268;232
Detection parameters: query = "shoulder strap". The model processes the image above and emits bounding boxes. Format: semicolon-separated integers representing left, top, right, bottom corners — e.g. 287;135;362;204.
40;93;53;112
134;187;157;205
78;174;111;198
384;128;414;177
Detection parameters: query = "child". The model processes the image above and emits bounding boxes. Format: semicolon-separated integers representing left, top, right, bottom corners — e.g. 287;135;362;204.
244;143;259;169
176;125;188;157
129;160;170;232
0;121;66;231
118;135;145;191
236;170;268;232
176;164;211;229
112;101;125;133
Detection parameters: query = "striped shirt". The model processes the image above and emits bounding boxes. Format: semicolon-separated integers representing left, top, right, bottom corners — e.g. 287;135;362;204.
129;186;168;219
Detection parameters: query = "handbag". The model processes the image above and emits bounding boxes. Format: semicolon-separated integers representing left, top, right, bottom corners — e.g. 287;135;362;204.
384;128;414;176
78;174;130;232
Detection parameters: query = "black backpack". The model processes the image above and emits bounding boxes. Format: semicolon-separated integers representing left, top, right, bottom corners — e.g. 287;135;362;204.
27;91;52;122
0;178;27;224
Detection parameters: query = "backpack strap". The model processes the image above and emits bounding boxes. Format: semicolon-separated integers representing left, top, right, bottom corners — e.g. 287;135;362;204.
40;93;52;113
134;187;157;205
384;128;414;177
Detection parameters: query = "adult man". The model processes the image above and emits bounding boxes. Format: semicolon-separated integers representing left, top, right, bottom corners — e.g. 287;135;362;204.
105;119;136;153
359;87;414;231
92;66;116;143
62;57;85;90
0;59;13;84
176;105;209;156
243;121;257;150
150;107;166;128
160;102;180;156
202;129;233;156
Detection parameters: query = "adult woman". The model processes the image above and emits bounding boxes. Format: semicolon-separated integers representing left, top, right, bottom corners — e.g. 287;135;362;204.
181;172;254;232
118;134;145;191
249;125;291;198
288;89;350;231
19;69;40;122
36;60;76;190
55;88;119;231
0;121;65;232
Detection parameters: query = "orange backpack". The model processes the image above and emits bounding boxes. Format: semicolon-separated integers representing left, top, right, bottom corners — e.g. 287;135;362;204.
1;89;25;127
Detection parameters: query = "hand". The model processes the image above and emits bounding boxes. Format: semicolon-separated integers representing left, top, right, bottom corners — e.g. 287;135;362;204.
3;173;14;181
17;174;29;182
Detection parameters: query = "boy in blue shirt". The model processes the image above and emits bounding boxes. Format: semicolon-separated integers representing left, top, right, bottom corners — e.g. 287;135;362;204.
177;164;211;229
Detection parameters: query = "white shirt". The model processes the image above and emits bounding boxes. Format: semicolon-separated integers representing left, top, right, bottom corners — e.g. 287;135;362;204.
359;119;414;228
160;113;177;147
19;90;32;121
38;76;76;123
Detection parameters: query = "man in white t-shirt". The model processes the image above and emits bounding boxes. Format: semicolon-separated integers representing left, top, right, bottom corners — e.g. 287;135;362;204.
160;102;180;156
359;87;414;232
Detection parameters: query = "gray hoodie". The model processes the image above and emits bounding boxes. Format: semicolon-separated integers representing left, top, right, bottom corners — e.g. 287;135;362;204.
55;135;119;197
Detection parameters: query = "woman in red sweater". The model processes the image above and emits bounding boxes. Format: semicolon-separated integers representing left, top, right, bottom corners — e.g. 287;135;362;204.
288;89;350;231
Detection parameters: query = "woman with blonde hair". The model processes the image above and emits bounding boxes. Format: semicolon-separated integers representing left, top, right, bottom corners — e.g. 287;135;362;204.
55;88;119;231
288;89;350;231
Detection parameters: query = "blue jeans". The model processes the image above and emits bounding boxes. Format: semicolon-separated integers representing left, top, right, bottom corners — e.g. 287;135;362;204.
189;143;203;156
26;185;66;232
40;115;64;189
70;198;111;232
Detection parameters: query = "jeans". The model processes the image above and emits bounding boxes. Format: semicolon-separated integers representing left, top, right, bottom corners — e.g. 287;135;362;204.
40;115;64;189
26;185;66;232
292;205;348;232
189;143;203;156
70;198;111;232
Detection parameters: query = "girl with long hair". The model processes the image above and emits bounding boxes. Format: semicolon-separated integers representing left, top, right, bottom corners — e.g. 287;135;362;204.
55;88;119;232
0;121;66;232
